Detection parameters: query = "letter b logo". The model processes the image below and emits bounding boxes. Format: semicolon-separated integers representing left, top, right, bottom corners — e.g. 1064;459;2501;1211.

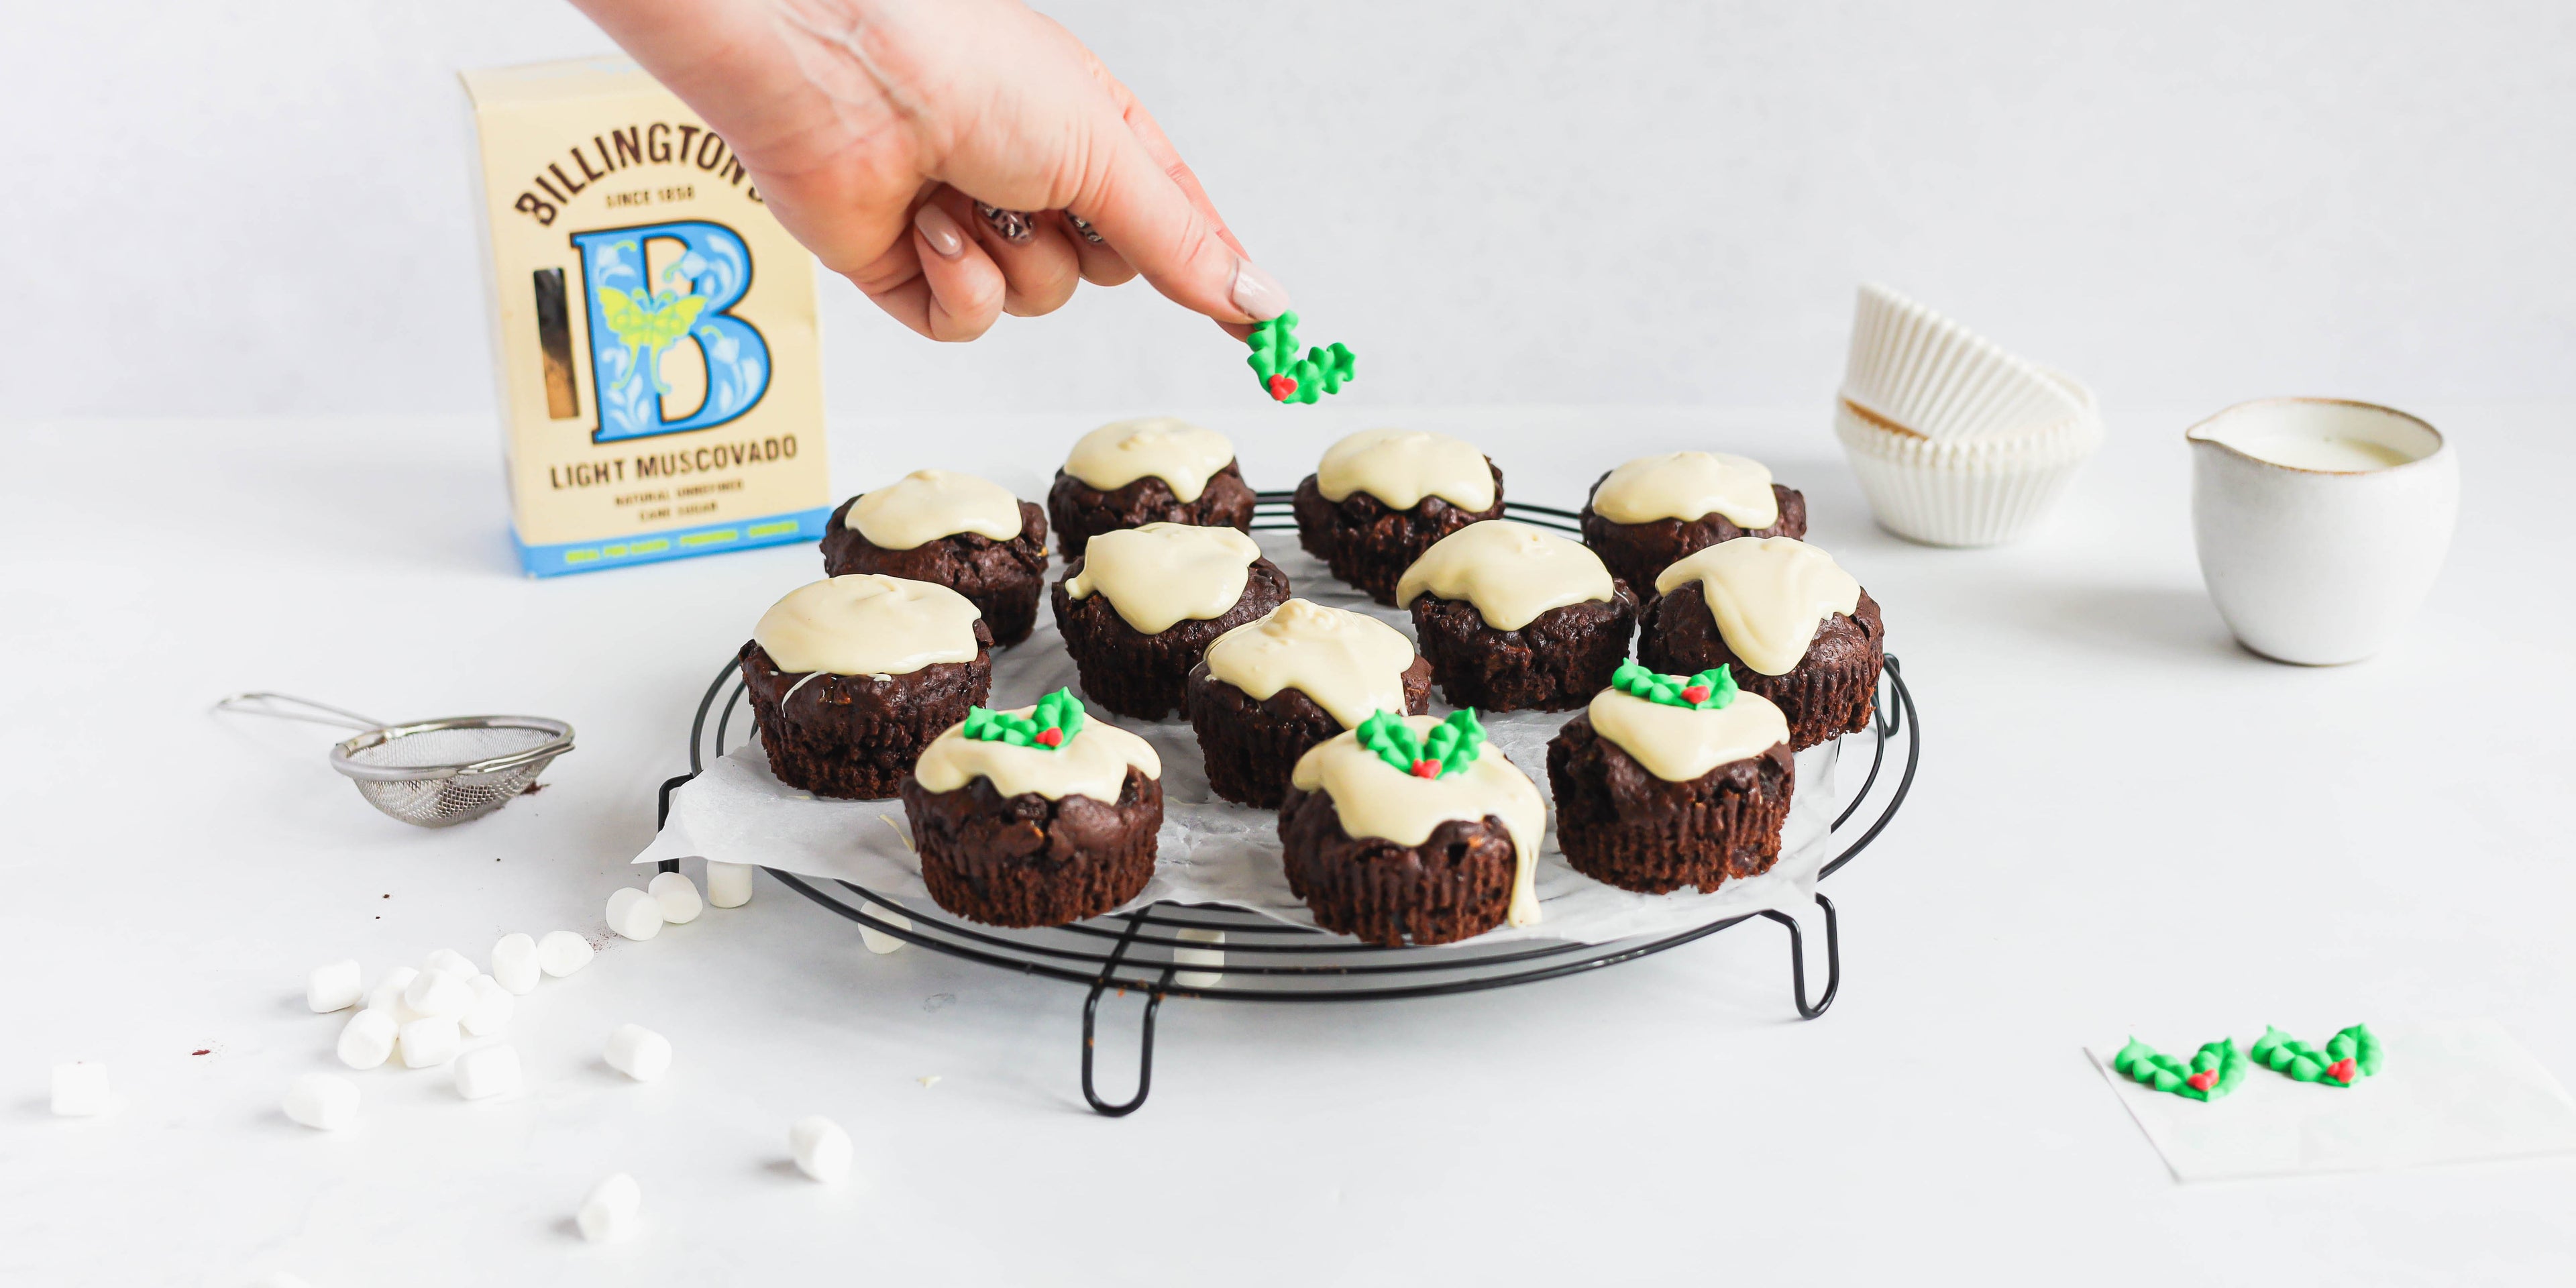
569;220;772;442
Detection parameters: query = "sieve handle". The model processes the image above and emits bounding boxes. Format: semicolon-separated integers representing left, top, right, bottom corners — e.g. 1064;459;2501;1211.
213;692;387;732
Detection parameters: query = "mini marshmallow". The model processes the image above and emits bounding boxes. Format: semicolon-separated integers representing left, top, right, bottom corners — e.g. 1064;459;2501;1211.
336;1009;398;1069
789;1115;851;1183
1173;928;1226;989
396;1014;461;1069
647;871;703;924
403;967;475;1019
537;931;592;977
364;966;421;1016
706;861;753;908
282;1072;360;1130
50;1063;109;1116
423;947;478;977
453;1044;522;1100
605;888;662;941
306;959;362;1013
858;902;911;955
577;1172;641;1243
461;974;515;1038
490;932;541;995
602;1024;672;1082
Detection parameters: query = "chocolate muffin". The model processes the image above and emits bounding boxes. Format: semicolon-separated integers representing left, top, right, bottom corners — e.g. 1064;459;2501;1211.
1277;710;1549;946
1186;598;1434;808
1638;537;1884;750
1395;520;1636;712
741;575;994;799
820;470;1048;645
1577;451;1807;597
1547;662;1796;894
1291;428;1506;604
1048;418;1257;558
1051;523;1290;720
903;689;1165;928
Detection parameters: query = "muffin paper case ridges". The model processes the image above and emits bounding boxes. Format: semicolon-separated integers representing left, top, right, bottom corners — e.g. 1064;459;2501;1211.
1833;284;2103;547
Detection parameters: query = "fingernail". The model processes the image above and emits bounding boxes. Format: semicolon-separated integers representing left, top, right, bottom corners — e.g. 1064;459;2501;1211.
1230;257;1290;321
1065;212;1106;246
914;204;967;259
973;202;1036;245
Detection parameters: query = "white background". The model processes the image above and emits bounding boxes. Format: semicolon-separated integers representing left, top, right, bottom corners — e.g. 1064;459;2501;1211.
5;1;2574;418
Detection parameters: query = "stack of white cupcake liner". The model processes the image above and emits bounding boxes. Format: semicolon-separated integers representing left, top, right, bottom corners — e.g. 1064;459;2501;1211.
1832;282;2104;547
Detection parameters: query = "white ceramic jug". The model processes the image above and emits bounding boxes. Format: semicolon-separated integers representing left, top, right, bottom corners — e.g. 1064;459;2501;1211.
2186;398;2458;665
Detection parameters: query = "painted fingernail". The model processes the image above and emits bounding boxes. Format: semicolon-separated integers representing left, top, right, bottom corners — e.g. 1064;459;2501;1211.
974;202;1036;245
1065;213;1107;246
914;204;967;259
1229;257;1291;321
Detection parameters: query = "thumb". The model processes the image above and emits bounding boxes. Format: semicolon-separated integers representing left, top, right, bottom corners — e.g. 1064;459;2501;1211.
1064;107;1288;329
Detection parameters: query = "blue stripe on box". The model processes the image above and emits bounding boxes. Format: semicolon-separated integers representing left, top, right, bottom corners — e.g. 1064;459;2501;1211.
515;506;829;576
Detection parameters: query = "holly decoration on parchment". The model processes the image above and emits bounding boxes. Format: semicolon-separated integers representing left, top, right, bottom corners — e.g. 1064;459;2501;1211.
2251;1024;2381;1087
1246;311;1356;405
1612;661;1739;710
1356;708;1484;780
2112;1036;2247;1102
960;688;1086;751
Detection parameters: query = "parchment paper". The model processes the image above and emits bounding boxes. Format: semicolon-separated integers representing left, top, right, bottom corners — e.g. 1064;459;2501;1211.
2085;1018;2576;1182
634;533;1849;946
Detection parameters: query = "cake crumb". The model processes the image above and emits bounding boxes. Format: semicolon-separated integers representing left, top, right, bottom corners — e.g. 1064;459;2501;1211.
191;1049;210;1057
918;1075;941;1089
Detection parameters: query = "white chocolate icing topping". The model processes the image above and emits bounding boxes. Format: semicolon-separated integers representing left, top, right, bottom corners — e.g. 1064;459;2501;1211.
1202;599;1419;729
848;469;1024;550
1587;686;1790;782
752;575;984;677
1065;523;1263;634
1591;451;1779;529
1291;716;1548;928
914;704;1162;800
1062;418;1236;502
1654;537;1861;677
1394;520;1616;630
1315;428;1496;511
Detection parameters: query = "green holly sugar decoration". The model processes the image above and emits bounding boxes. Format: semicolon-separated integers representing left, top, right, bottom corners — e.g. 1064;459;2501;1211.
2250;1024;2381;1087
1355;708;1485;780
959;688;1087;751
2112;1036;2247;1102
1611;661;1739;710
1246;311;1356;405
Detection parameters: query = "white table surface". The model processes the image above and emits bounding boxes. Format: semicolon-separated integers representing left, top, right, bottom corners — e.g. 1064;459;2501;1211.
5;404;2570;1286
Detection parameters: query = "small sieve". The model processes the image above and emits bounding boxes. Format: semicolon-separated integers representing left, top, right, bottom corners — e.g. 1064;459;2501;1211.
215;692;575;828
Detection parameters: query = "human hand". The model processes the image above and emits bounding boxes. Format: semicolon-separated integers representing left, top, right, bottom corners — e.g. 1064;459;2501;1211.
569;0;1290;341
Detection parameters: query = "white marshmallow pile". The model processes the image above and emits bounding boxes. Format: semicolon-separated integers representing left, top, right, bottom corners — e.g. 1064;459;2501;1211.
538;930;594;977
337;1010;398;1070
50;1063;110;1117
858;901;911;955
649;871;702;923
577;1173;641;1243
1173;928;1226;989
606;871;709;941
706;861;753;908
306;959;362;1013
453;1044;523;1100
283;1073;360;1130
492;932;541;994
789;1116;851;1183
603;1024;672;1082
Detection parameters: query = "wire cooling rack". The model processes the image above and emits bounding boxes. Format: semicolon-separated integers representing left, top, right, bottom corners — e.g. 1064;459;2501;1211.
655;492;1921;1115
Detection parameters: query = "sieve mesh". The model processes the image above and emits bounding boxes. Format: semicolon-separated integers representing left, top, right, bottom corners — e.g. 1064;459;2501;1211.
214;693;574;828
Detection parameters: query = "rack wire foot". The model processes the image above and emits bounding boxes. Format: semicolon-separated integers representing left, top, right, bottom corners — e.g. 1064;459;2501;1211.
1760;894;1840;1018
1079;913;1170;1116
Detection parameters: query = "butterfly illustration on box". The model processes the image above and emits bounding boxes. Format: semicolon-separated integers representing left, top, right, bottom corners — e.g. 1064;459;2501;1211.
568;220;773;443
